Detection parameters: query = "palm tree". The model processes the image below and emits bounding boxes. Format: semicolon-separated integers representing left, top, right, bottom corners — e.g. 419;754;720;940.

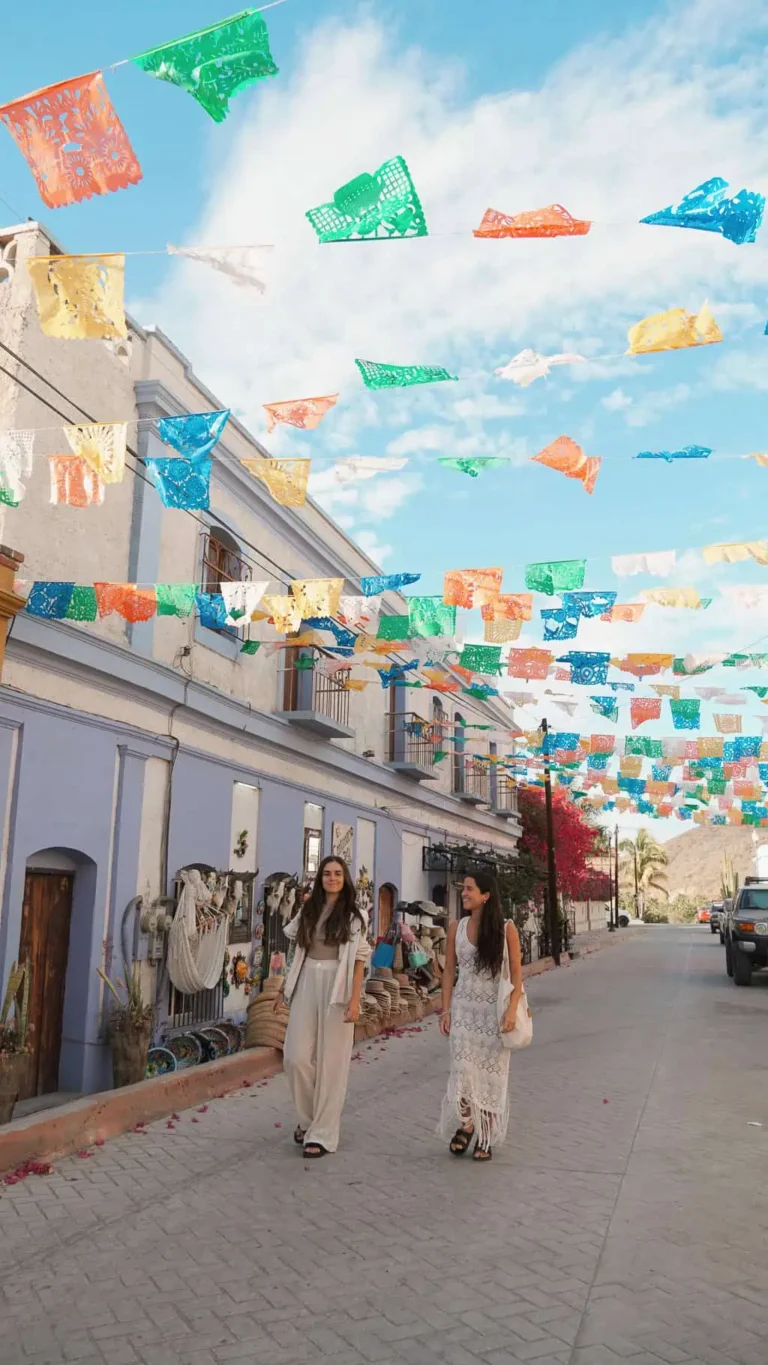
619;829;669;917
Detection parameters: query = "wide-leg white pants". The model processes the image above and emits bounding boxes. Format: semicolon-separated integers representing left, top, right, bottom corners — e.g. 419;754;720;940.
283;960;355;1153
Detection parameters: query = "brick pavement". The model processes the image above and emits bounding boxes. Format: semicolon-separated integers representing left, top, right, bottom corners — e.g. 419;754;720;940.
2;926;767;1365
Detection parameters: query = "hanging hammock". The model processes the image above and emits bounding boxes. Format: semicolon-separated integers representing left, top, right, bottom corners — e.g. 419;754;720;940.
167;869;232;996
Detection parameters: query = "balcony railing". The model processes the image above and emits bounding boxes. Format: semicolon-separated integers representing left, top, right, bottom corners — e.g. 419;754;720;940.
385;712;439;780
453;756;491;805
494;775;519;818
277;648;352;738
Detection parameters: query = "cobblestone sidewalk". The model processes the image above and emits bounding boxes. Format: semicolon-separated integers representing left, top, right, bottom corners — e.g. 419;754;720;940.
2;927;767;1365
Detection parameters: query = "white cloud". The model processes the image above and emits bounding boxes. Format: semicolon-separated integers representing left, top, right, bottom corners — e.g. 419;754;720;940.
147;0;768;460
386;427;450;456
354;530;393;565
624;383;692;428
452;395;525;421
141;0;768;594
602;388;633;412
359;474;423;519
712;349;768;392
307;469;422;522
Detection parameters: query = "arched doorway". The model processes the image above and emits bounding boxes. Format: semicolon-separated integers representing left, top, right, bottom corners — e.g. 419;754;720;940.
378;883;397;939
18;852;77;1098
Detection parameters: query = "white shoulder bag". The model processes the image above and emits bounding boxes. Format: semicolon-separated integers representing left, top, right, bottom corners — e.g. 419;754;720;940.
497;930;533;1051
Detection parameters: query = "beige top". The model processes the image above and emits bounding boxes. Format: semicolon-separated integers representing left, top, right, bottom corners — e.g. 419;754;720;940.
307;902;340;961
284;905;371;1008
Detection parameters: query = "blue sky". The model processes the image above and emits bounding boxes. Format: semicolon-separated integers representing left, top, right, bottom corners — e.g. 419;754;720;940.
3;0;768;839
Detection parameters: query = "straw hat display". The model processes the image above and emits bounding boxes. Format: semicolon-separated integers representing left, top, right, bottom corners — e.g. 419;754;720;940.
245;976;290;1050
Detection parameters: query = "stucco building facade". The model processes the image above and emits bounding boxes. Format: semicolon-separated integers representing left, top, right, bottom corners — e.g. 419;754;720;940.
0;220;521;1101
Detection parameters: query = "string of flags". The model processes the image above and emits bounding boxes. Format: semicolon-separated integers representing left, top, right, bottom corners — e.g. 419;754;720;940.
19;563;768;690
15;534;768;656
2;18;764;275
10;249;753;425
8;398;768;516
506;723;768;826
0;11;280;209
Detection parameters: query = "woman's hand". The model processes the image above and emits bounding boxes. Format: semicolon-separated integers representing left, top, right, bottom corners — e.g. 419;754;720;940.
439;1010;451;1037
501;996;521;1033
344;998;361;1024
272;989;285;1015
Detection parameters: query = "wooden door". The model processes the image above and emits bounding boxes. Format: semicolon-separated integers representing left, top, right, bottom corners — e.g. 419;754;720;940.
378;884;394;940
18;871;74;1098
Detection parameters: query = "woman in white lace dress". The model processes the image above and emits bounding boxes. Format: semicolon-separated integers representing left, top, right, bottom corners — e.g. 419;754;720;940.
439;871;523;1162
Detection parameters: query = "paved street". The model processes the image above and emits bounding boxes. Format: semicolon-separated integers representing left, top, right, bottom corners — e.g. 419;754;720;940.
3;926;768;1365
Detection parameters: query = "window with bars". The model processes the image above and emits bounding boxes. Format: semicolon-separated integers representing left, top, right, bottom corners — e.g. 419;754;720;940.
201;528;251;636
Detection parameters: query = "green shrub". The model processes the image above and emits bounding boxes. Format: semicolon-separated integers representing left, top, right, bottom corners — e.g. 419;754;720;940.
643;906;669;924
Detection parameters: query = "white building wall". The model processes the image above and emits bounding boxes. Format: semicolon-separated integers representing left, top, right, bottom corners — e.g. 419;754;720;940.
0;218;522;862
401;833;430;903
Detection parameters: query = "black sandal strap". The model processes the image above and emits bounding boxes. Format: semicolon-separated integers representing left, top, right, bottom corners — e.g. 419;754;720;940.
449;1127;474;1153
303;1143;327;1158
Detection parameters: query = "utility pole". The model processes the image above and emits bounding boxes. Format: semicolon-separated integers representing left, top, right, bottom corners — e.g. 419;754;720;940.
633;843;640;921
540;718;561;965
614;824;620;929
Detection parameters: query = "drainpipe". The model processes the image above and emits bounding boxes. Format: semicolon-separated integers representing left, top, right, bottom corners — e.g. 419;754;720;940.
0;546;26;680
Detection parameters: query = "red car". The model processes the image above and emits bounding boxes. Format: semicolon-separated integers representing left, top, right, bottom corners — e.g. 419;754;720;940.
696;906;711;924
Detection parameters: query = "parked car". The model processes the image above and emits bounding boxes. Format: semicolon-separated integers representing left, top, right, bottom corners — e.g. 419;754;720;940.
696;905;711;924
709;902;724;936
724;880;768;986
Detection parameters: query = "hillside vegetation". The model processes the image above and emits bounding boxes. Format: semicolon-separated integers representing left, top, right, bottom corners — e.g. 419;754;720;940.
661;827;761;900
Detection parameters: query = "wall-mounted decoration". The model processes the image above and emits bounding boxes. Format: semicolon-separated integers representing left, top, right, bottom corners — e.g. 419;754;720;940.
355;865;374;928
233;829;248;859
332;822;354;867
229;952;248;990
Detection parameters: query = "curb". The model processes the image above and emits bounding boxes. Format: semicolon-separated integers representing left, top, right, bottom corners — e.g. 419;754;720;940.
0;932;633;1172
0;1047;281;1176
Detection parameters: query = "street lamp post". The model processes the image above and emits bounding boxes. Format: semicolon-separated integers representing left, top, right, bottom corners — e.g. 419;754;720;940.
614;824;620;929
634;842;640;921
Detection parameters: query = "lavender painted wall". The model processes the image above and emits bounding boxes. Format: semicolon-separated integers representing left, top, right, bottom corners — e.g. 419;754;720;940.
0;701;153;1095
256;780;306;881
0;697;442;1098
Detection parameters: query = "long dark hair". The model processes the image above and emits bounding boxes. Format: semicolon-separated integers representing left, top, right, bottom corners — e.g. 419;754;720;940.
468;870;506;978
297;856;361;951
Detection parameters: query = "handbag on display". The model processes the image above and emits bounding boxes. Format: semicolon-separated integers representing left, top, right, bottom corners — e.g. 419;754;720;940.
407;947;429;969
371;939;396;969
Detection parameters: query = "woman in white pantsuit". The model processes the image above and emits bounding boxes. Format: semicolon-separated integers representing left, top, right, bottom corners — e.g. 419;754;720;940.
278;857;370;1158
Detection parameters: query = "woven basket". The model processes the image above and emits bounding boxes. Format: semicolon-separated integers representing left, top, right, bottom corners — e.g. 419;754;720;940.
245;984;290;1050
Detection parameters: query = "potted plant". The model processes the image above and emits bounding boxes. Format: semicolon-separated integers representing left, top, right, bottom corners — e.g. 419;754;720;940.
98;965;154;1089
0;960;31;1124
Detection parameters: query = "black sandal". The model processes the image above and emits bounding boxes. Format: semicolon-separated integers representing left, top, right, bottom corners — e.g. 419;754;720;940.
449;1127;474;1156
473;1142;492;1162
294;1126;305;1145
303;1143;327;1159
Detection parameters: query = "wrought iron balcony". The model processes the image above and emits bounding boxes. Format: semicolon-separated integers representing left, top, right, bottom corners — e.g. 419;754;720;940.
275;648;354;740
384;711;439;781
493;775;519;819
453;755;491;805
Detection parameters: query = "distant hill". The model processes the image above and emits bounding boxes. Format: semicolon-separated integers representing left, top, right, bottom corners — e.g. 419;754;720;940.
662;827;762;900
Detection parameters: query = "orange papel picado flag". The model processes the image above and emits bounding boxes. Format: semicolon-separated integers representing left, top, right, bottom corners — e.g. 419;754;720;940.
531;435;601;494
263;395;339;434
473;204;591;239
0;72;142;209
443;567;503;609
